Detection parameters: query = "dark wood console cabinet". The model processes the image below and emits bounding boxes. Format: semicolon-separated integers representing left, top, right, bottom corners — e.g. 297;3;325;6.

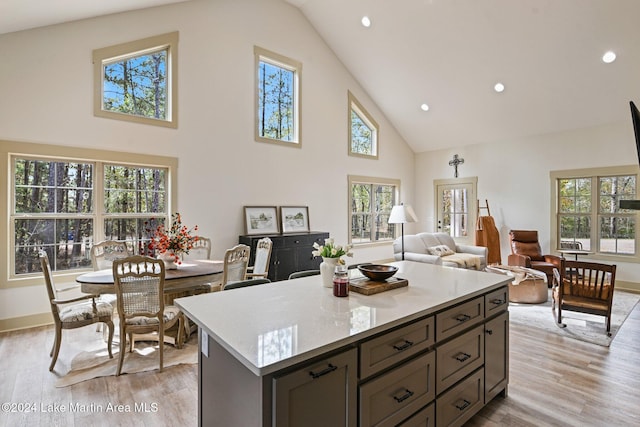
239;232;329;281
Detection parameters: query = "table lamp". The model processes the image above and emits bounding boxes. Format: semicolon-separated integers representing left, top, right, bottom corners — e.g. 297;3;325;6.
388;203;418;260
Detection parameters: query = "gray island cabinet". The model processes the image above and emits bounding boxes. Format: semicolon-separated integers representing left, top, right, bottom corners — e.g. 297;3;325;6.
175;261;511;426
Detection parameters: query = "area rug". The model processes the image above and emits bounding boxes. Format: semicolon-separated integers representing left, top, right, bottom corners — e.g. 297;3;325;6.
55;340;197;387
509;289;640;347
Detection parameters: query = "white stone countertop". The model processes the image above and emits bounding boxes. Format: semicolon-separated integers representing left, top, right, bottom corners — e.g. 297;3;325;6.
175;261;511;376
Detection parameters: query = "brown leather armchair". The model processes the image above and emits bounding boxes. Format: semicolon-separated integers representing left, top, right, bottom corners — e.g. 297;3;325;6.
508;230;564;287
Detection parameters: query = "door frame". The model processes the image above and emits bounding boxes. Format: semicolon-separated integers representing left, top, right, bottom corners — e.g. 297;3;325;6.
434;177;478;245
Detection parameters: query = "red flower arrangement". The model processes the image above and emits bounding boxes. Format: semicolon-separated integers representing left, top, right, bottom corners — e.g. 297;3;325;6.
147;213;199;265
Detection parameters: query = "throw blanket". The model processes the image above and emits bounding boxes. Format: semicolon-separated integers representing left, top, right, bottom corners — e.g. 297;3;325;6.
486;265;547;284
441;253;481;270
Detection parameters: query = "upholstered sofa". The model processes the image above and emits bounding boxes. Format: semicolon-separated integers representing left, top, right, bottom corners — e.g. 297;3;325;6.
393;232;488;270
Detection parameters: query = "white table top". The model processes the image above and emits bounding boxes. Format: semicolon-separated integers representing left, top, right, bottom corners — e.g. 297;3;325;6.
175;261;511;376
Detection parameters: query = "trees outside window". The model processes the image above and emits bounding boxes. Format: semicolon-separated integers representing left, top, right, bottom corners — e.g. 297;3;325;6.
103;50;167;120
255;46;301;146
349;176;398;244
12;157;168;276
93;32;178;128
554;166;637;259
348;91;378;159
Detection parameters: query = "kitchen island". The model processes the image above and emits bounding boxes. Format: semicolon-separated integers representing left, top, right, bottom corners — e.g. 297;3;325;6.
175;260;511;426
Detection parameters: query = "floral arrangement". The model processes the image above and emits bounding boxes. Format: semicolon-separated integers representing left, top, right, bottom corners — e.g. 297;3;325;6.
312;238;353;263
147;213;199;264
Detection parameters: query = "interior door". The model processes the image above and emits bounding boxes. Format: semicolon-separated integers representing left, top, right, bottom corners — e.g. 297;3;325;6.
435;178;477;244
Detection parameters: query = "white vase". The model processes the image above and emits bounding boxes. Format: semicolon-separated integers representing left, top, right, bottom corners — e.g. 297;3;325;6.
158;252;179;269
320;257;340;288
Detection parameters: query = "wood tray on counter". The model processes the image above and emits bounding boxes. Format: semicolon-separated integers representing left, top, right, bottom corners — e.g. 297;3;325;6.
349;276;408;295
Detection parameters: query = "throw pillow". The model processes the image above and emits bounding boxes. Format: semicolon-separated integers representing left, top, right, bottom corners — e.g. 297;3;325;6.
427;244;455;257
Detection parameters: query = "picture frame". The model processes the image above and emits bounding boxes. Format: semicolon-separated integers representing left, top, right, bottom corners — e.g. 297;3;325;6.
280;206;310;233
243;206;279;235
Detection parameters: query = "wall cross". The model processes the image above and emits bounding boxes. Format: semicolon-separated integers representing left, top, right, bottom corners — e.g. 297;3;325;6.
448;154;464;178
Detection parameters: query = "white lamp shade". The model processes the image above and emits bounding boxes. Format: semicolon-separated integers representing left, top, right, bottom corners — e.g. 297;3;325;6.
388;204;418;224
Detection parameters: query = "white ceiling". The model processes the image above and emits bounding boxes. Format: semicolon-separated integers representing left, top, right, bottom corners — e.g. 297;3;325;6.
0;0;190;35
3;0;640;153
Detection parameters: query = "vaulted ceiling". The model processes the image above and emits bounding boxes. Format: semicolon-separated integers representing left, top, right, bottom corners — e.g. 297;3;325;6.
3;0;640;153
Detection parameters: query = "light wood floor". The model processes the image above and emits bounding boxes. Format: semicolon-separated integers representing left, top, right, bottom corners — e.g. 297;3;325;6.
1;303;639;427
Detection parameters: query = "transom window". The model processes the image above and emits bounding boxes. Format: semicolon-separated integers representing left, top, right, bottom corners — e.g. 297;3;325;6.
348;91;378;159
12;156;169;276
349;175;399;244
255;46;301;146
93;32;178;128
553;166;637;259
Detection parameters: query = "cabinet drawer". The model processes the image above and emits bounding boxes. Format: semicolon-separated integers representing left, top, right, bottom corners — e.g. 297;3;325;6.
397;403;434;427
485;287;508;318
359;351;436;427
436;368;484;427
280;233;327;248
360;317;435;379
435;296;484;341
436;325;484;394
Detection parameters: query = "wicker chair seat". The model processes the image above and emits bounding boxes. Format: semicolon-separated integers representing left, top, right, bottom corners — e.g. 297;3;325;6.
59;301;113;324
125;306;181;326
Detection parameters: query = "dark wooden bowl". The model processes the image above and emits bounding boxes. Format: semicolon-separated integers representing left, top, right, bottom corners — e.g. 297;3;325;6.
358;264;398;281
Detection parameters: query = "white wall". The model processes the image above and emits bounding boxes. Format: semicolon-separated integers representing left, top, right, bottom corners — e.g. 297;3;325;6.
415;120;640;286
0;0;415;326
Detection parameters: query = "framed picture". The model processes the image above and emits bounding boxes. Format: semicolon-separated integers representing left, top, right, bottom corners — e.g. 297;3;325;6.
244;206;279;235
280;206;310;233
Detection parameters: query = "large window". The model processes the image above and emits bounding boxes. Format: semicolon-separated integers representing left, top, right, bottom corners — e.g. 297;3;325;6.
255;46;301;146
348;91;378;159
553;166;638;259
12;155;170;277
93;32;178;128
349;175;399;245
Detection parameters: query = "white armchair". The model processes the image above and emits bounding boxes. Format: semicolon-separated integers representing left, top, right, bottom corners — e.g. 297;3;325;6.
393;232;487;270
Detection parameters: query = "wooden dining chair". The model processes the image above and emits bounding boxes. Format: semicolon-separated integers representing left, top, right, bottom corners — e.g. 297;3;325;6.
182;236;212;261
246;237;272;279
90;240;131;270
552;260;617;336
220;244;251;290
112;255;184;376
89;240;131;331
40;250;114;371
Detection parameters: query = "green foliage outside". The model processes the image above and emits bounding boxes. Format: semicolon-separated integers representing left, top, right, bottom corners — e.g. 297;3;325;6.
351;183;395;243
103;49;167;120
13;158;166;275
258;61;294;141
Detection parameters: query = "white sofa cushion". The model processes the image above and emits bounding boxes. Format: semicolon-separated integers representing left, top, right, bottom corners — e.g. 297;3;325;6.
427;244;455;256
393;232;487;270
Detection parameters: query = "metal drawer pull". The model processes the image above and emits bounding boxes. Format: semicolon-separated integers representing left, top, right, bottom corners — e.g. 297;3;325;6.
393;388;414;403
486;329;493;335
455;314;471;323
455;399;471;411
392;340;414;351
455;352;471;362
309;364;337;379
490;298;505;305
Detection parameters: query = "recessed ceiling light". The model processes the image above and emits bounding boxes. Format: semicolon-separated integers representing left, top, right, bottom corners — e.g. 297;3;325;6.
602;51;616;63
420;103;430;111
361;16;371;28
494;82;505;93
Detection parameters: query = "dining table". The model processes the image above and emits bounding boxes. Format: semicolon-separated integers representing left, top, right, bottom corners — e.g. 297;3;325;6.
76;259;224;341
557;249;594;261
76;259;224;297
